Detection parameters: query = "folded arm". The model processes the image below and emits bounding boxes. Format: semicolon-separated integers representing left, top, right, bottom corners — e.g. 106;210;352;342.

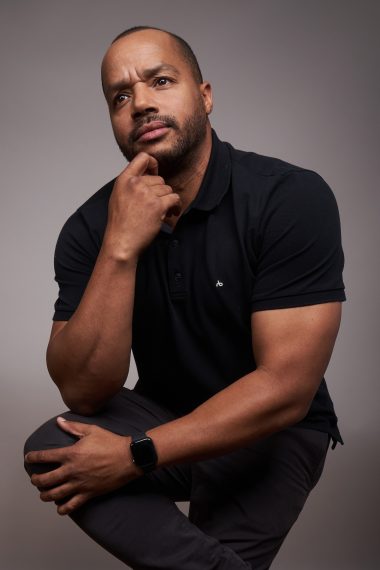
27;301;341;515
46;152;181;415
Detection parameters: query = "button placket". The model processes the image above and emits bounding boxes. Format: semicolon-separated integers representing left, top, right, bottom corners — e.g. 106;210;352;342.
167;238;187;299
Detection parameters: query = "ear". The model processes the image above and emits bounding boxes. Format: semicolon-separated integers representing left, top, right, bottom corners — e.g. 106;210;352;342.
200;81;213;115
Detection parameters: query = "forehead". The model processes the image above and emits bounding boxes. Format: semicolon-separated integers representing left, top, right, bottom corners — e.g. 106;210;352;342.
102;30;190;87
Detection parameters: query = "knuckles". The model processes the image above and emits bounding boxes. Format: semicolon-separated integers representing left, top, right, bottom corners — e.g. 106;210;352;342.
127;175;166;191
134;151;151;162
40;491;53;502
30;473;40;485
127;175;139;187
26;452;39;463
58;494;86;516
118;173;166;189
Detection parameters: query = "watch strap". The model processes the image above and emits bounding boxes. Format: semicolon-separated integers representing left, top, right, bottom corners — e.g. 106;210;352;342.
129;431;158;473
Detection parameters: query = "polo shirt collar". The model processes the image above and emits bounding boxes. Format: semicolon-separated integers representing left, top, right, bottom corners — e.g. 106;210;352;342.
184;129;231;213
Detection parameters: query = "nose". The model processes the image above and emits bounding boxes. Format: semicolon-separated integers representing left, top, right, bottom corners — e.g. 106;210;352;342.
131;83;158;119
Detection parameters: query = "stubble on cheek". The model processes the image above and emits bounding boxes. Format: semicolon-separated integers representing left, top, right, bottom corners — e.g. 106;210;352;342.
114;126;177;163
113;115;179;162
114;95;208;170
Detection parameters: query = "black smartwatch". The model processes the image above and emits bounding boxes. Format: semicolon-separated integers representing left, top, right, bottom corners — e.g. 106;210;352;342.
130;432;158;473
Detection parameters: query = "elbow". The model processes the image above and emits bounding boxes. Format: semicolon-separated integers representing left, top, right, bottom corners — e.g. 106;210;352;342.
60;389;107;416
54;371;124;416
57;372;126;415
47;357;128;416
283;394;314;428
290;402;310;425
263;368;323;430
55;375;125;416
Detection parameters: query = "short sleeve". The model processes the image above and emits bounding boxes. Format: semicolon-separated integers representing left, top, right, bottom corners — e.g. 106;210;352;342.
53;211;98;321
251;169;345;311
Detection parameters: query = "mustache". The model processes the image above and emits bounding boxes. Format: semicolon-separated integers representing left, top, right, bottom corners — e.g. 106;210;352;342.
129;115;179;142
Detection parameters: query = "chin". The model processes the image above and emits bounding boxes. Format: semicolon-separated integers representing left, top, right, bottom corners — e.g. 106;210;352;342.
126;138;171;160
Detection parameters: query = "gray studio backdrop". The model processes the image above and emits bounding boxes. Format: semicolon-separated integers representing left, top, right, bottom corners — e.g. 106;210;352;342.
1;1;379;569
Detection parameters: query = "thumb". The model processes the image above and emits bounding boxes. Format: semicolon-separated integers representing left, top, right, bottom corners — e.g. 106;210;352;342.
56;416;91;438
125;152;158;177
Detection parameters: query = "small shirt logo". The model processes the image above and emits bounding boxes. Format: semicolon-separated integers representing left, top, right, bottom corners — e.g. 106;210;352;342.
216;280;224;287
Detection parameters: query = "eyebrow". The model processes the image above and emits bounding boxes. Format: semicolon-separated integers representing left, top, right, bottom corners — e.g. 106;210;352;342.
105;64;180;98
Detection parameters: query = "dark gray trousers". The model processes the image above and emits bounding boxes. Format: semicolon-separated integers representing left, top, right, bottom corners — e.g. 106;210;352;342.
24;387;330;570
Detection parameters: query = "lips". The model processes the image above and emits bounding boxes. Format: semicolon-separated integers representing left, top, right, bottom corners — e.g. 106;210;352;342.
135;121;170;142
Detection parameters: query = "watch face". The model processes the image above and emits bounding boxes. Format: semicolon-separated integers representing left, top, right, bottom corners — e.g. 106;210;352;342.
131;436;157;469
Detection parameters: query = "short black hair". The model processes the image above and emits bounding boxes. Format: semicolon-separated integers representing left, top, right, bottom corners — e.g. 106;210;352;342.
111;26;203;83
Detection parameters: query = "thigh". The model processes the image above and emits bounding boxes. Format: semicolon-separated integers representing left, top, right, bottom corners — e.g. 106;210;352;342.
24;389;251;569
189;427;330;570
24;387;191;501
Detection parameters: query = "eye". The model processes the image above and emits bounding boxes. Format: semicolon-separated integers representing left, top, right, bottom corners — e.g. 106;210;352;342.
153;77;172;87
114;93;130;106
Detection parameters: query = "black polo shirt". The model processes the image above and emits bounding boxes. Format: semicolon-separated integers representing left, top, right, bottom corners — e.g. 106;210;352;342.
53;130;345;447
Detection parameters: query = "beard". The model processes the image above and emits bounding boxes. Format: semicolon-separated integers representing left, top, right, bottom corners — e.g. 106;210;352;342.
115;103;208;178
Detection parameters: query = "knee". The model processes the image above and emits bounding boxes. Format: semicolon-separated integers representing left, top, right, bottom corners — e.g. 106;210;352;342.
23;415;77;476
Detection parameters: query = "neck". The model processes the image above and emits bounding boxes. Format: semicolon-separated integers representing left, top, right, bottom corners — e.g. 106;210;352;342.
163;126;213;226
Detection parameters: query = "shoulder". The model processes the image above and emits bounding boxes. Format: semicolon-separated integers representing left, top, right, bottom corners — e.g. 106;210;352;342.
227;142;304;177
55;178;115;256
59;178;115;234
225;141;338;212
227;140;328;187
76;177;115;226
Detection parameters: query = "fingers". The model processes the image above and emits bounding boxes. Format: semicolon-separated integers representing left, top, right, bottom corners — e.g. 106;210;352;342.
56;493;90;516
25;418;93;464
39;482;74;503
124;152;158;177
25;447;68;465
126;178;173;201
136;175;165;186
31;465;68;489
152;184;175;198
56;416;92;438
160;193;182;220
114;171;171;202
127;176;172;197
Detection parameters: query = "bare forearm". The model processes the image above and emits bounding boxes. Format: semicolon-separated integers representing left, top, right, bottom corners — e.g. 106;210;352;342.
47;153;181;414
47;247;138;413
146;303;341;468
147;367;308;468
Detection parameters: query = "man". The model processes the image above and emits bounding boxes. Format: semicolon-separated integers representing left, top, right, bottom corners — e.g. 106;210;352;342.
24;26;345;569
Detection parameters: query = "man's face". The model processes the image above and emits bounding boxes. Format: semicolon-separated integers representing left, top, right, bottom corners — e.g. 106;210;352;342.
101;30;213;176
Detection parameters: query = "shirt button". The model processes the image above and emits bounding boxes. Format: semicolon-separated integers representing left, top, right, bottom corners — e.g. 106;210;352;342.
171;240;179;247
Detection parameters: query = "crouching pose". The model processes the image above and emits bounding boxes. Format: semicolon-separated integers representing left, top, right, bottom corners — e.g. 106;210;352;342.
25;26;345;570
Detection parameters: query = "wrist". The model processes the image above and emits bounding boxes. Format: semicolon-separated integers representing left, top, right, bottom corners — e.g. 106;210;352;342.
124;436;145;478
129;432;158;474
100;238;139;266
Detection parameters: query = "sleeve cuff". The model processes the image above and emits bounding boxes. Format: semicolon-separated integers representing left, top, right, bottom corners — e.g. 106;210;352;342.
251;289;346;312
